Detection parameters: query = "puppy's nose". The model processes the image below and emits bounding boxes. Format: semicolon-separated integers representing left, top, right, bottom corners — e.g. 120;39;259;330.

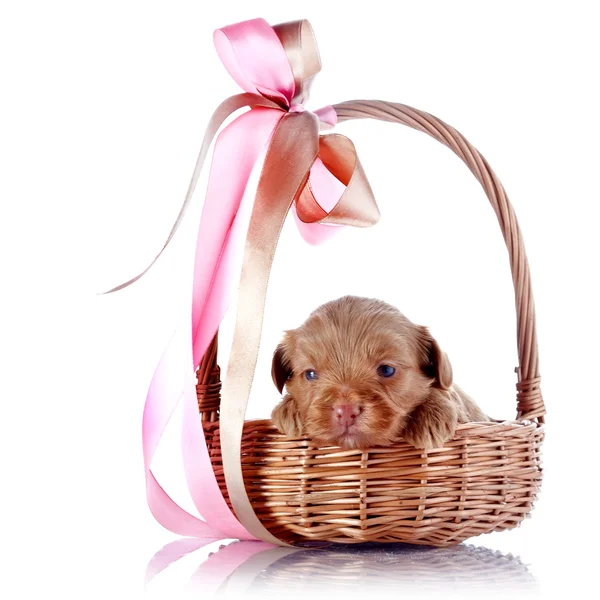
334;403;363;429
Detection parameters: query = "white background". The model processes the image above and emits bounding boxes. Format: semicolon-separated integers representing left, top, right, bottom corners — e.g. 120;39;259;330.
2;0;599;598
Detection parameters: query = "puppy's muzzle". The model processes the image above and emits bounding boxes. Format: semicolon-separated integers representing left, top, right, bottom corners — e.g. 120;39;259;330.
333;402;364;431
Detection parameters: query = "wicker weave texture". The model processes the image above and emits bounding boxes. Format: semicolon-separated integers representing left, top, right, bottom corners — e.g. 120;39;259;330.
201;419;543;545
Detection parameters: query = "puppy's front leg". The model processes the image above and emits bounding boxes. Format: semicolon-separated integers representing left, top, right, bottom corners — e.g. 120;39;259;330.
402;389;458;450
271;395;304;437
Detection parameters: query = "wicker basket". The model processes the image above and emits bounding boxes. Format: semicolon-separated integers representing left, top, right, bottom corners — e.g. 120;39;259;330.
195;100;545;547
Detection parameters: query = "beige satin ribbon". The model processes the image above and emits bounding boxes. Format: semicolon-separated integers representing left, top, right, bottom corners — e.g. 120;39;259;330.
220;116;379;545
219;110;319;546
302;135;379;227
101;93;281;294
274;20;322;105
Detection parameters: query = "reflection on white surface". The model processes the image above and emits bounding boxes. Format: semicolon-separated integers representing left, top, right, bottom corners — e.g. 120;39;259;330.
146;538;538;597
245;543;538;595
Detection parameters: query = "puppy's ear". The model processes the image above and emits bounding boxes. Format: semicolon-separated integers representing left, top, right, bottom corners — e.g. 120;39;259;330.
271;333;295;394
417;327;453;390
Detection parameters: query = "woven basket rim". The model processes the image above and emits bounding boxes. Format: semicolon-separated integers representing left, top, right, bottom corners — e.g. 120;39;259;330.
203;417;544;447
220;417;545;431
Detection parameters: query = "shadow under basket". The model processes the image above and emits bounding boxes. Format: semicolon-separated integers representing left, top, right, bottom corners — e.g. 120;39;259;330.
195;100;545;546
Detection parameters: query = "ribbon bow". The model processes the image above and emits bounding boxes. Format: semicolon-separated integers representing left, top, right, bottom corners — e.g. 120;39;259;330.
107;18;380;546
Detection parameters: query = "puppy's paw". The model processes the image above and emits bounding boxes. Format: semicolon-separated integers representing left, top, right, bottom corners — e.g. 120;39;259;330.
402;393;458;450
271;395;304;437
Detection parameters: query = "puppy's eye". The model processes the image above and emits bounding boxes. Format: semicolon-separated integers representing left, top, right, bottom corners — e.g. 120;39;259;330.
304;370;318;381
377;365;396;378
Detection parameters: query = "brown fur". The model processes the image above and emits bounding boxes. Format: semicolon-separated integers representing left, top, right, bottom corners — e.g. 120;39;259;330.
271;296;488;450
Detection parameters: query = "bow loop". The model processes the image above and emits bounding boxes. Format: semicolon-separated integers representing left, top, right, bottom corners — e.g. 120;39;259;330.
298;134;380;228
273;20;322;105
214;18;322;108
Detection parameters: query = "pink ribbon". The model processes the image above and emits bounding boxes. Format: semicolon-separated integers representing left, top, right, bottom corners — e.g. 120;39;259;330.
142;18;356;541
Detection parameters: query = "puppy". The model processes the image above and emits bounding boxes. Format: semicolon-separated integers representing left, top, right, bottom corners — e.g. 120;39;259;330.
271;296;488;450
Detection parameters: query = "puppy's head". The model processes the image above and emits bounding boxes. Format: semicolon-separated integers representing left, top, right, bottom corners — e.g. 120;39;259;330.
272;296;452;449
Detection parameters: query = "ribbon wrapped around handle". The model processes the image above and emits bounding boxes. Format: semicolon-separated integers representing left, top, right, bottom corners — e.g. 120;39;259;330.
102;18;380;545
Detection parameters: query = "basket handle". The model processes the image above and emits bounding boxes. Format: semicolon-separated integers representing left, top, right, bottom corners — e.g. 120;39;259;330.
196;334;221;423
333;100;545;423
196;100;545;424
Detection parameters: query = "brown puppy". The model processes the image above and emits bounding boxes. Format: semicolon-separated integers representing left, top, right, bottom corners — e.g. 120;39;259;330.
271;296;488;450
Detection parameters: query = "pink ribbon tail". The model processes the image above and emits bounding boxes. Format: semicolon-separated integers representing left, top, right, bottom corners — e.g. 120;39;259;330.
143;107;284;540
